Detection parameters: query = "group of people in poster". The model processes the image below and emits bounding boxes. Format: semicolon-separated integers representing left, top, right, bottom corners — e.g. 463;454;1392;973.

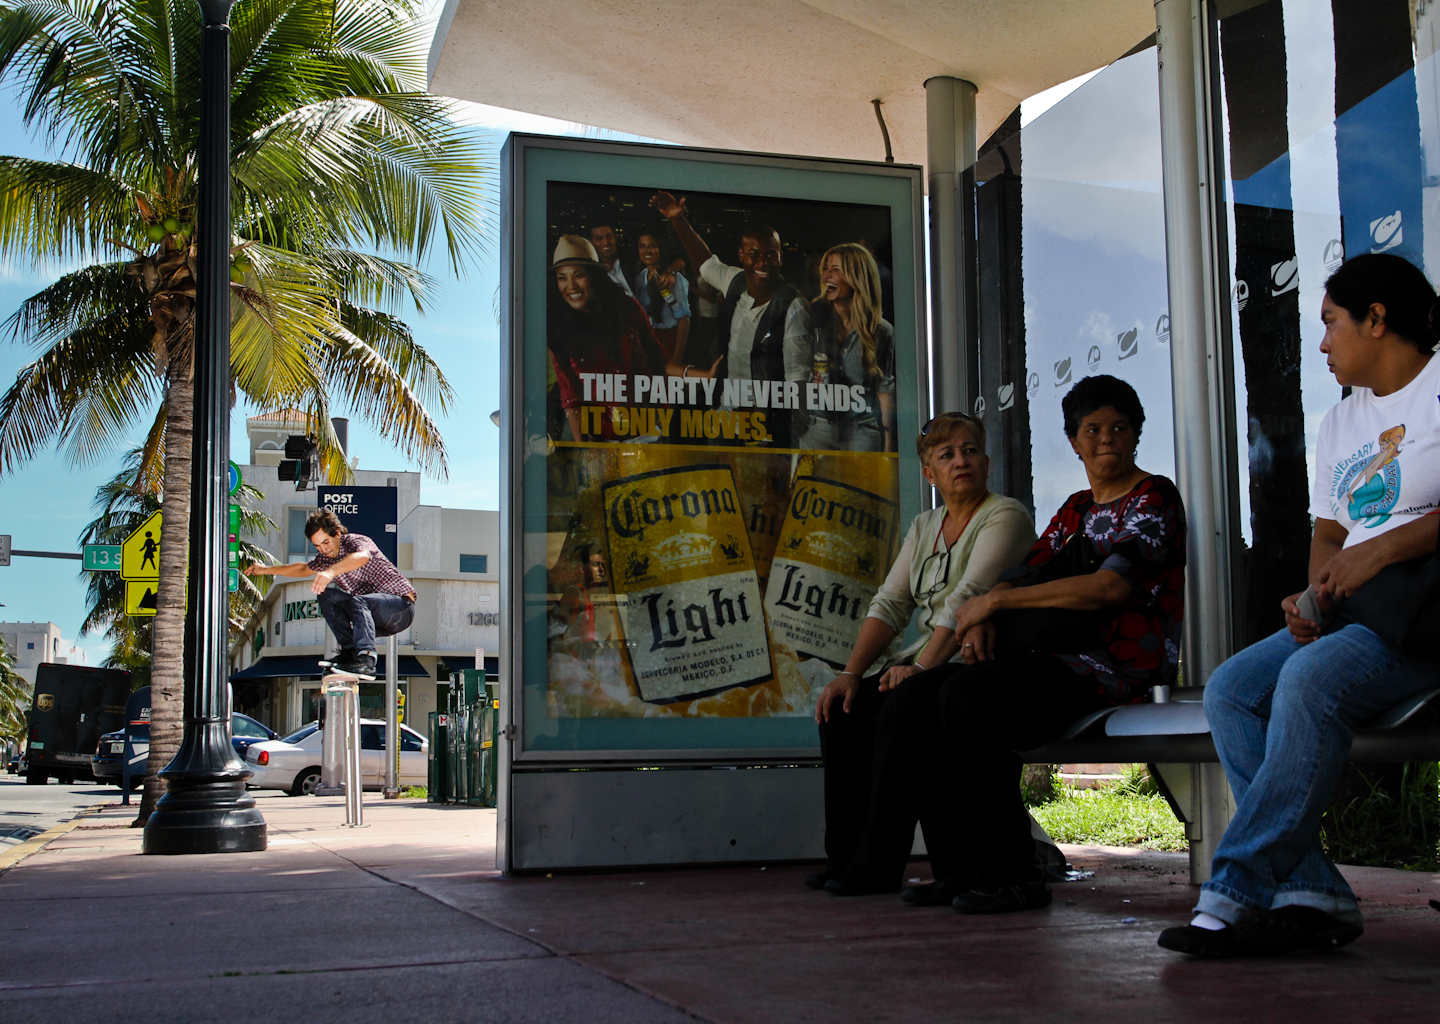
546;189;897;453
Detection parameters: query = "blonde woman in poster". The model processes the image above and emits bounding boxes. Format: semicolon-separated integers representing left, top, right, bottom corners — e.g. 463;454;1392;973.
809;413;1035;893
798;243;897;453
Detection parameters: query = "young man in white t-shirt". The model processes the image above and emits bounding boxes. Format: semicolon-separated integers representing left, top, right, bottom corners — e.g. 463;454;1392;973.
1160;253;1440;959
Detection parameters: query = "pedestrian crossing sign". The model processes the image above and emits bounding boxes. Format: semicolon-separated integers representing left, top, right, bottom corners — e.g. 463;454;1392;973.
125;580;158;617
121;510;163;581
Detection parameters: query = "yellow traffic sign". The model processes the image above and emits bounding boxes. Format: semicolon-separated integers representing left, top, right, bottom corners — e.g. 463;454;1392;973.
125;580;158;617
121;510;163;580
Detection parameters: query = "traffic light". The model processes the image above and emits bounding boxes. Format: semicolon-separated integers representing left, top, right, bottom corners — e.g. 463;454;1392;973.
0;534;9;567
278;435;317;490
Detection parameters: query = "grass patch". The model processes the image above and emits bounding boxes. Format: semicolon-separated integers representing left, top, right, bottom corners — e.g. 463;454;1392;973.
399;785;428;799
1032;787;1188;851
1321;762;1440;871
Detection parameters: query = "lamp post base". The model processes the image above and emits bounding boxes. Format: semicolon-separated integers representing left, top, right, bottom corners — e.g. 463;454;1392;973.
142;723;267;854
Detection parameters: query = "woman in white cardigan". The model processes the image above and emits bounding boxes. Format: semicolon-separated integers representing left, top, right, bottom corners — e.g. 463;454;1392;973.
809;412;1036;893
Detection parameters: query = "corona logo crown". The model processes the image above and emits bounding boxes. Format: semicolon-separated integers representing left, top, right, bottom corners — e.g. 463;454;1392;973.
802;531;847;565
652;533;716;572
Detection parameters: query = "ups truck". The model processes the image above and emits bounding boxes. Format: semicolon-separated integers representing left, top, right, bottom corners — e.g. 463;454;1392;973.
25;663;132;785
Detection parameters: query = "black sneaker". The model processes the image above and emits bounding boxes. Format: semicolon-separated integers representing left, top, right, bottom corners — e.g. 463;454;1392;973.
952;880;1053;915
319;648;355;670
352;651;377;679
901;878;974;907
824;877;900;897
804;873;831;891
1270;906;1363;951
1157;923;1247;958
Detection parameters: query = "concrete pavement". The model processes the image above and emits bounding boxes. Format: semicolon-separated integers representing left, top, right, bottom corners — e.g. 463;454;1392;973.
1;790;1438;1023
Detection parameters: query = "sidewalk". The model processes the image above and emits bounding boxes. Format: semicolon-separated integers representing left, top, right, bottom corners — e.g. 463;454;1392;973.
2;791;1438;1023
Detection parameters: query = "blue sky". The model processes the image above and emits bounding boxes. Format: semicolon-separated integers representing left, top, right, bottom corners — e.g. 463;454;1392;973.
0;73;646;664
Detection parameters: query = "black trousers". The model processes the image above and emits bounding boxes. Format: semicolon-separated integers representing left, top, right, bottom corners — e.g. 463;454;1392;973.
816;665;958;880
845;654;1111;888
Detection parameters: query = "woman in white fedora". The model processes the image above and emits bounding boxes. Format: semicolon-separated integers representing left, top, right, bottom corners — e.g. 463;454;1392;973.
548;234;717;442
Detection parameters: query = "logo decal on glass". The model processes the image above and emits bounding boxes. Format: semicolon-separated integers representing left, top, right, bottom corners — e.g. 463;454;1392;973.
998;382;1015;411
973;395;986;418
1322;239;1344;274
1155;314;1170;344
1026;372;1040;400
1370;211;1402;254
1270;258;1299;297
1234;279;1249;312
1087;345;1102;372
1053;357;1072;387
1116;329;1138;361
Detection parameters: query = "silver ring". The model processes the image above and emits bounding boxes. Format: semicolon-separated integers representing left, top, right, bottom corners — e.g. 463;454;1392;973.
963;642;973;648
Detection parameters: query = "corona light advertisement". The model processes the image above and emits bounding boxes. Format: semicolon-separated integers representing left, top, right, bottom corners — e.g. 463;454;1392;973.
512;135;923;751
764;463;897;667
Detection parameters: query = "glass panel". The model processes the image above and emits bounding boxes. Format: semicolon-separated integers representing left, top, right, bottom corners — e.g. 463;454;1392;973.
1216;0;1433;646
287;508;317;560
975;45;1175;529
360;724;384;750
459;553;488;573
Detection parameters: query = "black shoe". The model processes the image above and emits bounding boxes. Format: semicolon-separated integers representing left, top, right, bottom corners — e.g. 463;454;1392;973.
319;648;355;669
1270;906;1363;951
804;873;831;891
901;878;972;907
952;880;1053;915
824;877;900;897
352;652;377;679
1157;923;1248;959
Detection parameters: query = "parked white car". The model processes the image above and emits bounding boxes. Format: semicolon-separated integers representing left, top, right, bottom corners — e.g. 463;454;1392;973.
244;719;428;796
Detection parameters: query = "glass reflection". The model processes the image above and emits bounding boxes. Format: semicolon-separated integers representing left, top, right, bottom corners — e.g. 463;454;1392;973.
1218;0;1435;645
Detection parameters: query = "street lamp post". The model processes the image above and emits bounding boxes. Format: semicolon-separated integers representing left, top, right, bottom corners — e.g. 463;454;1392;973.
143;0;266;855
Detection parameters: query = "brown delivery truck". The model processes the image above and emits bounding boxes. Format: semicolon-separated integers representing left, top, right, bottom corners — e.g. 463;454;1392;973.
25;663;132;785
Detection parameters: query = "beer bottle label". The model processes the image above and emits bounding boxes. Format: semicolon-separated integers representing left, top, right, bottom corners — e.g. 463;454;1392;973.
603;462;774;704
764;473;897;667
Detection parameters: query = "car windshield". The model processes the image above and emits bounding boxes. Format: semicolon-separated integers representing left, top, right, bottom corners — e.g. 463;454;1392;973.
231;715;270;737
281;724;319;744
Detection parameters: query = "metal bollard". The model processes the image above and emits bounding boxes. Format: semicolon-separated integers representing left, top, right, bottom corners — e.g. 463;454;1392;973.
342;680;364;827
383;633;399;799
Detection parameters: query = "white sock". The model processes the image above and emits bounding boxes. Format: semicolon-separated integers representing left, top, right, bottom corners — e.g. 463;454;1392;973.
1190;912;1228;931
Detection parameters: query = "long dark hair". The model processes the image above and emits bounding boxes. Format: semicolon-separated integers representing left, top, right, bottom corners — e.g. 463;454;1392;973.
635;230;675;324
1325;253;1439;354
547;262;630;350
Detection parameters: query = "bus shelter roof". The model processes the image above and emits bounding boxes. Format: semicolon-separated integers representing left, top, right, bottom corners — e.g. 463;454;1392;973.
427;0;1156;168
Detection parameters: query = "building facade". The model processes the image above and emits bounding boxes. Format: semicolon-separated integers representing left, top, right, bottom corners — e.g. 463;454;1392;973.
227;414;500;734
0;621;70;685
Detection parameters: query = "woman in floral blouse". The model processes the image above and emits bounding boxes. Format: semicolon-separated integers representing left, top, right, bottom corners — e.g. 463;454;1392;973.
831;375;1186;913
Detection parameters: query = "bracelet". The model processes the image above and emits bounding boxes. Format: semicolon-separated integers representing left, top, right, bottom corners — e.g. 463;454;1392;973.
836;670;856;678
912;659;929;672
682;365;693;378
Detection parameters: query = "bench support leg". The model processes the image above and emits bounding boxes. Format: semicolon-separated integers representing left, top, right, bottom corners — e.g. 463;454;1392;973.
1151;763;1235;884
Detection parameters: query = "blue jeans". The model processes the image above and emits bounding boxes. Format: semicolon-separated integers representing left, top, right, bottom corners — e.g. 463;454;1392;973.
318;588;414;654
1197;624;1438;925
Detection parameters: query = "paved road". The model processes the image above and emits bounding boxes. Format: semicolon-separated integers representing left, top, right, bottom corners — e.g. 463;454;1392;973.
0;775;115;846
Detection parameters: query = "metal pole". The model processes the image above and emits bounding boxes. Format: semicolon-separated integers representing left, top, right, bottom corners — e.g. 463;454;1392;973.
1154;0;1238;882
383;634;399;798
144;0;266;855
344;683;363;826
924;76;979;418
316;629;343;796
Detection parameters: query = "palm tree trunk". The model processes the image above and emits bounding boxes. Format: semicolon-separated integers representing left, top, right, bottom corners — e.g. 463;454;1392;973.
134;372;193;825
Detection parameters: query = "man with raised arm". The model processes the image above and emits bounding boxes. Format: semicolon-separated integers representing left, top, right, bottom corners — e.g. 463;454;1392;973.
649;190;811;446
245;510;415;680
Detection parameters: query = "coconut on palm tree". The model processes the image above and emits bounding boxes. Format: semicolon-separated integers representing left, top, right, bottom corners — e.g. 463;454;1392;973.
0;0;489;821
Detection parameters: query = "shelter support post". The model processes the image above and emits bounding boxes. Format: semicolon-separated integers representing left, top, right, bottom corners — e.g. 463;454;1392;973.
924;76;978;418
384;634;399;799
1154;0;1240;883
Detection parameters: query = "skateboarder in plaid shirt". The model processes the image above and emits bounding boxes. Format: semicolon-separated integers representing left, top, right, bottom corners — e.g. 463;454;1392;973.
246;510;415;679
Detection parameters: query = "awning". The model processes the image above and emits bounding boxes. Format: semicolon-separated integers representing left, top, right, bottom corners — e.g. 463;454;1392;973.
229;655;431;681
439;655;498;676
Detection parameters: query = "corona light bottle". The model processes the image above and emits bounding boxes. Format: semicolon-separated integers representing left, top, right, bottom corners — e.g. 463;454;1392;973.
602;458;775;705
763;452;898;666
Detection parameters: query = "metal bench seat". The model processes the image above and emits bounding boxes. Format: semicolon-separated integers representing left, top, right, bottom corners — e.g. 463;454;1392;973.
1021;685;1440;765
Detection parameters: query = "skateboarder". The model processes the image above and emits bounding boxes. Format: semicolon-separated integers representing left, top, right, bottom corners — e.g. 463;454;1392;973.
245;510;415;679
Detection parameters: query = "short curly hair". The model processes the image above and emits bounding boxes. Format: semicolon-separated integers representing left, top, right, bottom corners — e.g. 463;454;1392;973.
1061;375;1145;438
304;509;347;540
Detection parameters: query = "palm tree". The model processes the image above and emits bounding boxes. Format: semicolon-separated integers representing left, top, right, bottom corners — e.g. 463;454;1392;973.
0;635;29;751
0;0;489;821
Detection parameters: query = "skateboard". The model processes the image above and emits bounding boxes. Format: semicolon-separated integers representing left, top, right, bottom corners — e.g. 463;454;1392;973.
320;666;375;683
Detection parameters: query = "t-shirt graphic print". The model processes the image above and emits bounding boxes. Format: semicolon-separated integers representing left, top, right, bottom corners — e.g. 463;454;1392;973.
1311;354;1440;547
